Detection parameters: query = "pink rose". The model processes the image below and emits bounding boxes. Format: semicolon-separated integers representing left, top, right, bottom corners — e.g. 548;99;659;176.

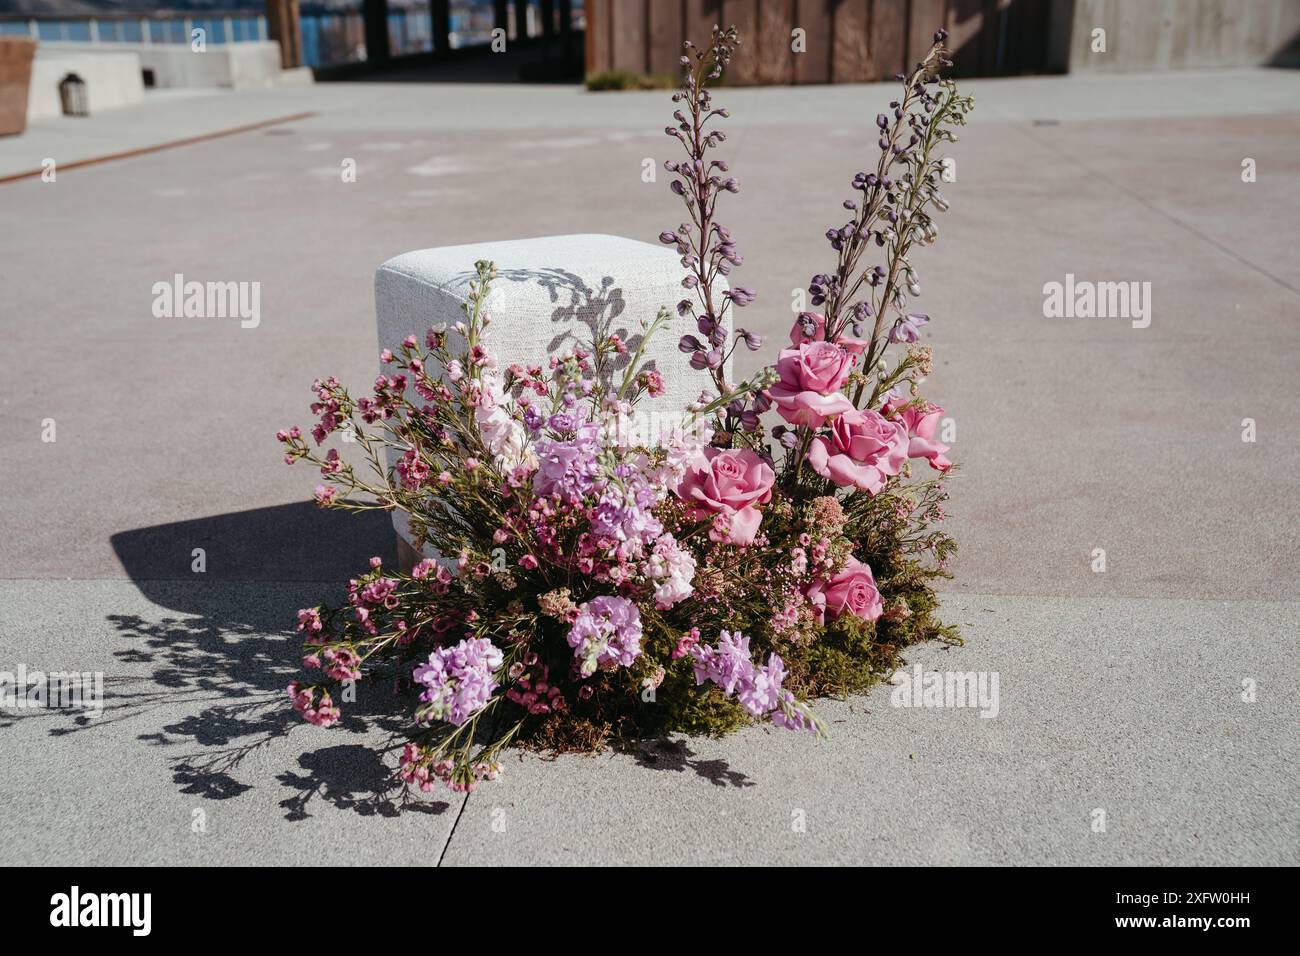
677;447;775;546
884;391;952;472
806;408;908;494
789;312;869;356
767;342;856;428
805;557;883;623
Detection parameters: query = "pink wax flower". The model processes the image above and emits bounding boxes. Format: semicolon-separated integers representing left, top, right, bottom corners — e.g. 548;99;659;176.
310;693;341;727
313;485;337;507
788;312;869;356
676;446;775;546
805;407;908;494
805;557;884;623
288;682;341;728
883;389;953;473
767;342;856;427
358;576;398;608
396;448;429;489
322;647;362;681
639;368;665;397
672;626;701;660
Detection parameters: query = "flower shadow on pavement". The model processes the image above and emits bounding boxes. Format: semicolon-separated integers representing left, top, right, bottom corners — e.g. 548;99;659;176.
627;738;755;789
40;500;754;808
39;501;454;820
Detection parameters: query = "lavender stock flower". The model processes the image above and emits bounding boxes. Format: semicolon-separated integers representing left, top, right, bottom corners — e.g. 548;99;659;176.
532;421;602;501
689;630;810;729
567;596;644;677
413;637;504;727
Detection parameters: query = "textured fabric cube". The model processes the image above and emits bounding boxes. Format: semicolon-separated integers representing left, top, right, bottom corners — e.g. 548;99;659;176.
374;233;730;552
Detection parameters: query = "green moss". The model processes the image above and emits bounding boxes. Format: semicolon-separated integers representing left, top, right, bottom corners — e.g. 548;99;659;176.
509;546;959;755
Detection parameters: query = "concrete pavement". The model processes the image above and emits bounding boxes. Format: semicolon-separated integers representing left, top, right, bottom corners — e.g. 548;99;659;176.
1;582;1294;865
0;67;1297;864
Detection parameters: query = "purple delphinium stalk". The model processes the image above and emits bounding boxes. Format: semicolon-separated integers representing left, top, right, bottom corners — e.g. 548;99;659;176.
567;595;644;677
659;25;765;440
888;312;930;344
413;636;504;727
768;29;970;483
806;28;971;409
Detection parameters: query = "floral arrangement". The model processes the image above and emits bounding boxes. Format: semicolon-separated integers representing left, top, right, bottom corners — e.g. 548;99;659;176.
279;26;972;794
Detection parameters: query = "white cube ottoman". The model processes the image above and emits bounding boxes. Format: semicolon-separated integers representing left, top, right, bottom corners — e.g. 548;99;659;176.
374;233;731;564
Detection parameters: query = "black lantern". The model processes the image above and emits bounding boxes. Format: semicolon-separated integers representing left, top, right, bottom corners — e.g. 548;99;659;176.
58;73;88;117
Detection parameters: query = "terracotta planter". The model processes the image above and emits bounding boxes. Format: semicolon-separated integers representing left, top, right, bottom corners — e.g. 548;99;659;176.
0;37;36;136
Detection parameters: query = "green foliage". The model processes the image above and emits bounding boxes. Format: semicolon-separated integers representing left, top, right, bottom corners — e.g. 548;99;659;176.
585;69;677;91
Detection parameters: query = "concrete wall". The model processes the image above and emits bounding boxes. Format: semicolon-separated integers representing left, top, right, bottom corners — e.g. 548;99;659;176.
28;49;144;120
1055;0;1300;72
40;41;287;91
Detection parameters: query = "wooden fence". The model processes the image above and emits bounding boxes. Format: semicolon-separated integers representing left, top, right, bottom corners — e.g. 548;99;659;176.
584;0;1060;83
